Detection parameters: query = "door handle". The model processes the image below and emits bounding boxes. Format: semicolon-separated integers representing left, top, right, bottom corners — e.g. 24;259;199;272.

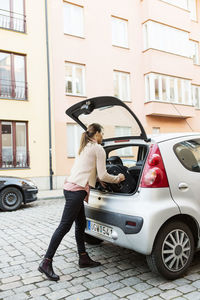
178;183;189;191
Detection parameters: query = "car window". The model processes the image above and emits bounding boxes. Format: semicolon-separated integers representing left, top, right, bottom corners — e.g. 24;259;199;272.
109;146;139;167
174;139;200;172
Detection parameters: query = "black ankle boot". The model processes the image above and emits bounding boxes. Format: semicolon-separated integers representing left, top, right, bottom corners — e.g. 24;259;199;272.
38;258;60;281
79;253;101;268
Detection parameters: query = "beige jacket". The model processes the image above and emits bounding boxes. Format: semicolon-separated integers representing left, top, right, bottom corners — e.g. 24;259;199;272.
67;141;120;188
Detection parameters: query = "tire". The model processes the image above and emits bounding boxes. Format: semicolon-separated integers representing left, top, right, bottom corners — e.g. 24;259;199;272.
146;221;194;280
84;233;103;245
0;187;23;211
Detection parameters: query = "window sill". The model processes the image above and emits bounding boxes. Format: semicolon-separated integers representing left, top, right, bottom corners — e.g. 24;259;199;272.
0;97;28;101
112;44;130;50
64;33;85;39
0;167;30;170
142;48;192;60
123;99;132;103
65;94;86;98
145;99;193;106
0;26;26;34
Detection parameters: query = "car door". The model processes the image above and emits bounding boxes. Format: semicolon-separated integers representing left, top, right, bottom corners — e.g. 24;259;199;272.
65;96;148;142
159;136;200;226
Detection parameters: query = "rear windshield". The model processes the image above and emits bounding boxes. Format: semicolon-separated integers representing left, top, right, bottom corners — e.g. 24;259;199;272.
174;139;200;172
79;105;141;139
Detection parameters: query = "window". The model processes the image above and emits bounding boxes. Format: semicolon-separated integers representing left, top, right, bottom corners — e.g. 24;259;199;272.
109;146;139;167
188;0;197;21
0;52;27;100
192;85;200;109
145;73;192;105
152;127;160;134
143;21;190;57
174;139;200;172
112;16;128;48
63;2;84;37
66;124;84;157
0;0;25;32
114;71;130;101
190;41;199;64
161;0;197;21
65;62;85;96
115;126;132;156
0;121;29;168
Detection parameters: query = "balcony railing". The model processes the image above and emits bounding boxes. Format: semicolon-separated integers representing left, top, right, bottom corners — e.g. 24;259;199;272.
0;79;28;100
0;9;26;32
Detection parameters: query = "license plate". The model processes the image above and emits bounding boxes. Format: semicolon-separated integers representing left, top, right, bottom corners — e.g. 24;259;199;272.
87;220;112;238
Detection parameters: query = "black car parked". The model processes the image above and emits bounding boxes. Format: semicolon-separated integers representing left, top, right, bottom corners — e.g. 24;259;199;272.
0;176;38;211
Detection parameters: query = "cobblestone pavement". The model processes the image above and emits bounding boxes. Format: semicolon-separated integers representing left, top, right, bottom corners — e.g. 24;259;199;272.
1;199;200;300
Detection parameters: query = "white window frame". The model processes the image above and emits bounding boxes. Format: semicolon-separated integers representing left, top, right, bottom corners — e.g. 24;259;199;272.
111;16;128;48
63;2;84;37
190;40;199;64
192;85;200;109
143;21;190;58
188;0;197;21
65;62;86;96
145;73;192;105
113;71;131;102
66;123;84;158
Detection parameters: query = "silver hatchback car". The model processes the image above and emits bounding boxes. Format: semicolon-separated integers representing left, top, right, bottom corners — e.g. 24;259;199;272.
66;96;200;280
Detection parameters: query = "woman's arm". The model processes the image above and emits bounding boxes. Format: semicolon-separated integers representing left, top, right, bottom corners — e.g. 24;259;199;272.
95;144;124;183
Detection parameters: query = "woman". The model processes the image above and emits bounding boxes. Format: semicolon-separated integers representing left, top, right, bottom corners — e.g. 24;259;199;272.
38;123;125;281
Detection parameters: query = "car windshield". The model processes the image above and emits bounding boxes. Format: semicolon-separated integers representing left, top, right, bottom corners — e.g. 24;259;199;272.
79;105;141;139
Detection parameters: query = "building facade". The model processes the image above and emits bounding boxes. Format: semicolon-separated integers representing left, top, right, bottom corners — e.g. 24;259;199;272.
0;0;51;189
0;0;200;189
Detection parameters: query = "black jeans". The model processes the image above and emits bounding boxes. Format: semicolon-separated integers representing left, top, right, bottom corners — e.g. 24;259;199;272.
45;190;87;259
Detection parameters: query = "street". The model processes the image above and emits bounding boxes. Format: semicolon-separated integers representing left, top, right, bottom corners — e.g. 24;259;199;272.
1;198;200;300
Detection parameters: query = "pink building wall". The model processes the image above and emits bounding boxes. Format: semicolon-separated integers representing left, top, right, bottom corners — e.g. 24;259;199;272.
47;0;200;183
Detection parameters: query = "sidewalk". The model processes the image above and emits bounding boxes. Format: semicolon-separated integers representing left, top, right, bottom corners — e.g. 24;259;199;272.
37;188;64;200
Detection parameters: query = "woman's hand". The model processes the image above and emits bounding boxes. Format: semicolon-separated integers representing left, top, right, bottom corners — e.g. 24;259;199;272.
118;173;125;183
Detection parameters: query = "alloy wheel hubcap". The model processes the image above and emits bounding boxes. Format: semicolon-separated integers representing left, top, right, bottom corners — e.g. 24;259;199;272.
162;229;191;272
4;193;18;206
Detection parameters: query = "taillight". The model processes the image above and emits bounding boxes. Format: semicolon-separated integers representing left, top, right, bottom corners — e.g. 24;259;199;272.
140;144;169;188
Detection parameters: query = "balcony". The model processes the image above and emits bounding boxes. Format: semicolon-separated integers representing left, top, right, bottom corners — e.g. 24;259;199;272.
0;79;28;100
144;101;195;118
144;72;196;118
0;9;26;33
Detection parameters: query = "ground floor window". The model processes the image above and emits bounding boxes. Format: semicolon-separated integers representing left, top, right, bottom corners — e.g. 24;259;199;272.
192;85;200;109
66;123;84;157
0;121;29;168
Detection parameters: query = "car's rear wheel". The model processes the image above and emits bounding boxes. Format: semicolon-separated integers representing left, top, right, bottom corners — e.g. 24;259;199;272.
84;233;103;245
146;221;194;280
0;187;23;211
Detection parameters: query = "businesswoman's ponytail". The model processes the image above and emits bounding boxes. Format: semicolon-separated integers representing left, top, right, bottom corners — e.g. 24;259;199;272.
78;123;103;155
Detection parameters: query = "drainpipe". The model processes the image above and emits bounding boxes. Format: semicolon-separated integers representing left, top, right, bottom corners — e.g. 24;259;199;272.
44;0;53;190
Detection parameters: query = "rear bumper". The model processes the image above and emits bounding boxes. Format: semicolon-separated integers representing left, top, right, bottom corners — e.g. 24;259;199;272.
85;206;143;234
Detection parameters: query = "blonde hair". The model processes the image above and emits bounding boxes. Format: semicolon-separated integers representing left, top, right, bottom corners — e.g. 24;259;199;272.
78;123;103;155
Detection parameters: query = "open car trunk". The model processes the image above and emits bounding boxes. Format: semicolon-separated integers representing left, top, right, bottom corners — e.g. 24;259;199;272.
94;140;148;195
66;96;149;195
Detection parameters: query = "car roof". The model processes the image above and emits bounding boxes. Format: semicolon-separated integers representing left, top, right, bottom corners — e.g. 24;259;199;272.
148;132;200;143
